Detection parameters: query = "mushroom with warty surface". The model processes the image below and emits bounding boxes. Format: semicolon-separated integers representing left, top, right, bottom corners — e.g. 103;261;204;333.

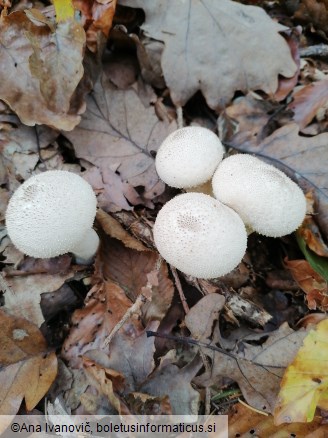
212;154;306;237
5;170;99;263
155;126;225;189
153;192;247;279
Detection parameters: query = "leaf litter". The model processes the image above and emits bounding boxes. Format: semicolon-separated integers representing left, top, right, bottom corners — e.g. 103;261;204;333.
0;0;328;433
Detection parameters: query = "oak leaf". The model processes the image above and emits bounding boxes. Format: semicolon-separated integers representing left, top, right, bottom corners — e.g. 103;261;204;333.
0;10;85;130
0;310;57;414
65;76;176;211
120;0;297;108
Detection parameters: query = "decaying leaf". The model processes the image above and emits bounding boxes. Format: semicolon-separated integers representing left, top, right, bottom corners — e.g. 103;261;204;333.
194;323;308;413
185;293;225;341
120;0;297;109
0;310;57;414
73;0;117;53
285;258;328;310
288;80;328;129
297;216;328;257
99;237;174;318
64;74;176;211
0;10;85;130
62;280;139;368
274;318;328;424
294;0;328;36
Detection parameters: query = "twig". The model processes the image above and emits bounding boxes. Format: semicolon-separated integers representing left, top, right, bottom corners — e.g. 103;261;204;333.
176;106;183;129
102;293;148;348
102;256;162;348
170;266;189;314
300;44;328;58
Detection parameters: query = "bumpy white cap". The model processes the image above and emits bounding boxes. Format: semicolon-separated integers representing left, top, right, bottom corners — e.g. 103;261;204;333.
155;127;224;188
153;193;247;279
212;154;306;237
6;170;97;258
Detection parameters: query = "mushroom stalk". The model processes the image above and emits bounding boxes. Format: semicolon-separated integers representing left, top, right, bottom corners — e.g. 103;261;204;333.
70;228;99;264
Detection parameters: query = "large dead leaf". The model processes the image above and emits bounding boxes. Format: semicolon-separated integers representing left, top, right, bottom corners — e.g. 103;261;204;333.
120;0;297;109
228;123;328;239
0;10;85;130
274;319;328;424
194;323;308;413
0;310;57;414
65;75;176;210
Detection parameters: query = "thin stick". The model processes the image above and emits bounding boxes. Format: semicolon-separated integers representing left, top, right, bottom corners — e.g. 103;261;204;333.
170;266;189;313
102;256;162;347
300;44;328;58
176;106;183;129
102;293;147;347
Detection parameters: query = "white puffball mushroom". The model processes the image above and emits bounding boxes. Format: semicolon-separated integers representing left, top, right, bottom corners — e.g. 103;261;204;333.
153;193;247;279
212;154;306;237
5;170;99;263
155;126;224;188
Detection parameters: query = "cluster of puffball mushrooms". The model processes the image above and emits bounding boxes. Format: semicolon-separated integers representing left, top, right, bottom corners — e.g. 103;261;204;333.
153;126;307;279
5;126;306;280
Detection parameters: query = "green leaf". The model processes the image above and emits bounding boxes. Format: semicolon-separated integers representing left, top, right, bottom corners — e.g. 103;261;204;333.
296;232;328;282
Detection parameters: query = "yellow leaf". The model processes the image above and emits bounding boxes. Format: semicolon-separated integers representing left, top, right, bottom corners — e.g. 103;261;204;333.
274;319;328;424
53;0;75;22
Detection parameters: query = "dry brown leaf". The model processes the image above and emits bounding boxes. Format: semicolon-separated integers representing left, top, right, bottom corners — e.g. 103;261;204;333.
73;0;117;53
96;209;149;252
97;235;174;322
64;75;177;211
218;94;286;146
228;123;328;239
298;216;328;257
294;0;328;36
0;10;85;130
185;294;225;341
288;80;328;129
62;280;139;368
83;355;130;415
194;323;308;413
229;402;327;437
85;321;158;393
0;309;57;414
285;258;328;310
120;0;297;109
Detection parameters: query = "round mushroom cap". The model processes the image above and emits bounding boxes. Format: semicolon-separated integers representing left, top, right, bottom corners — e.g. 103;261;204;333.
155;126;224;188
153;193;247;279
212;154;306;237
6;170;97;258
